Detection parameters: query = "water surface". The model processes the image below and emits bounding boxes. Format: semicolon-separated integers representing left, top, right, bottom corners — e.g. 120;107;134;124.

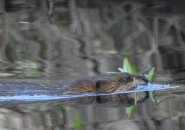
0;0;185;130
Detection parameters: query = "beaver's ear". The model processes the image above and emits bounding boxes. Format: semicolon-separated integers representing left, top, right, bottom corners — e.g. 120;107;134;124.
96;80;109;94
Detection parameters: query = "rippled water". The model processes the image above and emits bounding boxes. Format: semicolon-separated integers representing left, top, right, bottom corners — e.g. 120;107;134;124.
0;82;178;102
0;0;185;130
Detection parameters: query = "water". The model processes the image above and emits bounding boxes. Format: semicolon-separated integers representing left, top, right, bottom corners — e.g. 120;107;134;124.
0;82;178;102
0;0;185;130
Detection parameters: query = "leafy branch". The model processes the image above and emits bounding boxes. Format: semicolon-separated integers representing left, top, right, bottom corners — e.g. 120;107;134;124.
119;57;156;117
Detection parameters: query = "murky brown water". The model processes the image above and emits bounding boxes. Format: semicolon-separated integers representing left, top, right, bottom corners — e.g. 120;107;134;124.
0;0;185;130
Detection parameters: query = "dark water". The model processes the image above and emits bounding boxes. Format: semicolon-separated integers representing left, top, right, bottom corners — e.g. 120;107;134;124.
0;0;185;130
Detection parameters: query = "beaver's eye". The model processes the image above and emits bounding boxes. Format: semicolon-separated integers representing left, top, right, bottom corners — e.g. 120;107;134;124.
119;75;133;83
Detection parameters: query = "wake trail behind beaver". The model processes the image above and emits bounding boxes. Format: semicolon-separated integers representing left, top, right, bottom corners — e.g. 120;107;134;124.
0;82;179;102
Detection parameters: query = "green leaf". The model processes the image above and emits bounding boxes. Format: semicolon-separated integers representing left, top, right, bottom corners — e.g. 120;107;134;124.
126;105;136;118
122;57;138;117
145;67;157;105
145;67;155;82
123;57;138;75
149;91;157;105
72;113;84;130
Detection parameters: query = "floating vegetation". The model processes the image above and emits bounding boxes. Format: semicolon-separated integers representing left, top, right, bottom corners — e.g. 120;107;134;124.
119;57;179;117
72;113;84;130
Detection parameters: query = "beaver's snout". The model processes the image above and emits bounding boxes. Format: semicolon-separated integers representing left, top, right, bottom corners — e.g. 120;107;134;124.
113;73;148;92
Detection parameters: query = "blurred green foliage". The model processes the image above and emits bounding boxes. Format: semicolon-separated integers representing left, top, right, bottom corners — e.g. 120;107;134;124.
72;113;84;130
144;67;157;105
14;60;41;76
126;105;136;118
8;35;16;47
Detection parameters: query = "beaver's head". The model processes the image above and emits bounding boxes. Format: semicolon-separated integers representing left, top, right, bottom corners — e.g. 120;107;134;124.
96;73;149;106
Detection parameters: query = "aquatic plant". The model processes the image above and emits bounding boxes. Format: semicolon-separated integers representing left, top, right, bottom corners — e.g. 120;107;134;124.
119;57;156;117
72;112;84;130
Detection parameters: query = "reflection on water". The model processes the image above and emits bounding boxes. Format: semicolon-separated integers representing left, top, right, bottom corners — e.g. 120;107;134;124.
0;0;185;130
0;81;178;102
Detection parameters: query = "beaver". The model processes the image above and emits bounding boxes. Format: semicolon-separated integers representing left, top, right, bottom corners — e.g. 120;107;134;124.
59;72;149;106
0;72;149;107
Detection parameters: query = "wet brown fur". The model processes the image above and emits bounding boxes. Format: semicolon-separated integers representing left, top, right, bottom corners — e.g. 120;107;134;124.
61;73;148;106
0;73;148;107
